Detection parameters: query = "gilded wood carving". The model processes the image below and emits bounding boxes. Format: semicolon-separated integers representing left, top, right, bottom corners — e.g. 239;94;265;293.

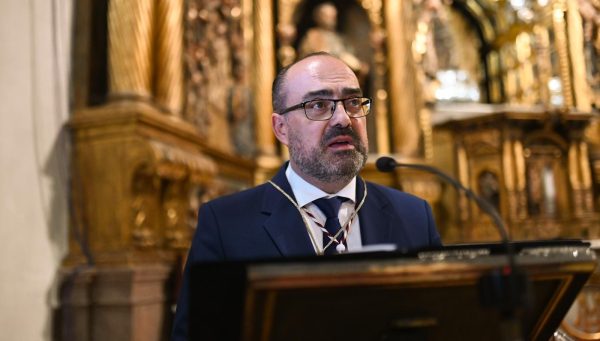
184;0;255;157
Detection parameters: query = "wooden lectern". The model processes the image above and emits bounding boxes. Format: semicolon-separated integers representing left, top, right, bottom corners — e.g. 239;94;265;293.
189;241;597;340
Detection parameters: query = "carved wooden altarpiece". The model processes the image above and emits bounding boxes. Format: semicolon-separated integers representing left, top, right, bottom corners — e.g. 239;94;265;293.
62;0;257;340
435;105;599;242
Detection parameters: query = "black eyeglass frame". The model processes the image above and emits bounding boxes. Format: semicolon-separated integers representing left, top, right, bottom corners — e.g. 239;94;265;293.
277;97;372;121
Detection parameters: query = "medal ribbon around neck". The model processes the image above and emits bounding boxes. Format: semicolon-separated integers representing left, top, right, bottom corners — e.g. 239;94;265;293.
302;206;350;252
267;179;367;255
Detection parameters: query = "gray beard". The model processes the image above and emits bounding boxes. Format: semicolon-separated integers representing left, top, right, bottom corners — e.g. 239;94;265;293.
288;126;368;184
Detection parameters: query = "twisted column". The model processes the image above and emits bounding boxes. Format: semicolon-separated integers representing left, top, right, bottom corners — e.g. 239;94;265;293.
107;0;155;99
155;0;184;115
385;0;421;157
254;0;276;156
553;0;575;107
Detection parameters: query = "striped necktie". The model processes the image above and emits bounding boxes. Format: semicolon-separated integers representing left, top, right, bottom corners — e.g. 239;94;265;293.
313;197;347;255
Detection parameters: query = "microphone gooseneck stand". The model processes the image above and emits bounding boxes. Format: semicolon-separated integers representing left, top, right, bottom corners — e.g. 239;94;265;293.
376;156;531;341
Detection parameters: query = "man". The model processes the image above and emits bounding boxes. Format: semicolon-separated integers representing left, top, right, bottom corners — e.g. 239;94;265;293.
172;52;441;340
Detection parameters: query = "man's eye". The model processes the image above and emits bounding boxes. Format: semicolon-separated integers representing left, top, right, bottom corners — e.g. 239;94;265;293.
346;98;361;107
308;100;328;110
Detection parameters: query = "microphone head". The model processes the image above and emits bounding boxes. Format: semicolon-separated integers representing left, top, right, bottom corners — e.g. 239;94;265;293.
376;157;397;172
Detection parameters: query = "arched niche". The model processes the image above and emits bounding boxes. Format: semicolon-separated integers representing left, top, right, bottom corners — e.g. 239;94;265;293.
275;0;388;154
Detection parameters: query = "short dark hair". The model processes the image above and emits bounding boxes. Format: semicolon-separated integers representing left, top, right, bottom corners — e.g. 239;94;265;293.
271;51;338;114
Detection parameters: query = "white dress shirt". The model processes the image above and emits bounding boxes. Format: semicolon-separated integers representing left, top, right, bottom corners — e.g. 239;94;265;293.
285;164;363;254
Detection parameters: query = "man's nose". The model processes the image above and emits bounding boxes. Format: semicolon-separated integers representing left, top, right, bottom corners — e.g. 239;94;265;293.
330;101;351;126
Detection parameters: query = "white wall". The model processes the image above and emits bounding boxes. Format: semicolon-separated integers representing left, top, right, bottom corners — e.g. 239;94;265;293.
0;0;72;340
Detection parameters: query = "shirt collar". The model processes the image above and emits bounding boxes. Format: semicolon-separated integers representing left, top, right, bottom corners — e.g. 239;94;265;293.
285;163;356;208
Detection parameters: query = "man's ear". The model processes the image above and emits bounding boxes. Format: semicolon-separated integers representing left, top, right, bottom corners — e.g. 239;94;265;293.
272;113;289;146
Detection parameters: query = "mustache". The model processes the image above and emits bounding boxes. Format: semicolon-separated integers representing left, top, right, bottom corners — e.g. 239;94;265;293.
322;126;363;148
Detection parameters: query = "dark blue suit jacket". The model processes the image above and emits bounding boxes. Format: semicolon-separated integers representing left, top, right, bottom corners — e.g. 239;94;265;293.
172;165;441;340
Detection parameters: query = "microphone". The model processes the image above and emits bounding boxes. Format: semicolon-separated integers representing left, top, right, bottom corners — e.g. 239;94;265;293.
376;156;529;339
375;156;397;173
376;156;509;242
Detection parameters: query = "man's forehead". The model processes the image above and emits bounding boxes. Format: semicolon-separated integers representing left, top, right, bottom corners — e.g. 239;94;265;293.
301;87;362;101
291;56;353;77
285;56;360;93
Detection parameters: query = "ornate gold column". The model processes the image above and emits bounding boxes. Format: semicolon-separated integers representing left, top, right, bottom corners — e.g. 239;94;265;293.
552;0;575;108
253;0;279;183
456;141;471;238
154;0;184;114
570;139;595;216
360;0;390;155
253;0;276;156
107;0;155;98
385;0;420;157
500;136;528;228
569;141;585;216
514;140;528;220
503;139;518;220
579;141;594;213
567;0;592;111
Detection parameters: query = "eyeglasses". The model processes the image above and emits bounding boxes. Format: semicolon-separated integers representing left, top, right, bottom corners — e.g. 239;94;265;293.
278;97;372;121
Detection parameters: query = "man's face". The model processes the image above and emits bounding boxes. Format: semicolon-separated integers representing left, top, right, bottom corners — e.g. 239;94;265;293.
272;56;369;187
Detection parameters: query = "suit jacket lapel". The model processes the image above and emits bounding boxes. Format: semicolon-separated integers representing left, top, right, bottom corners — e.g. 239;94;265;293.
358;180;410;248
261;165;316;257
